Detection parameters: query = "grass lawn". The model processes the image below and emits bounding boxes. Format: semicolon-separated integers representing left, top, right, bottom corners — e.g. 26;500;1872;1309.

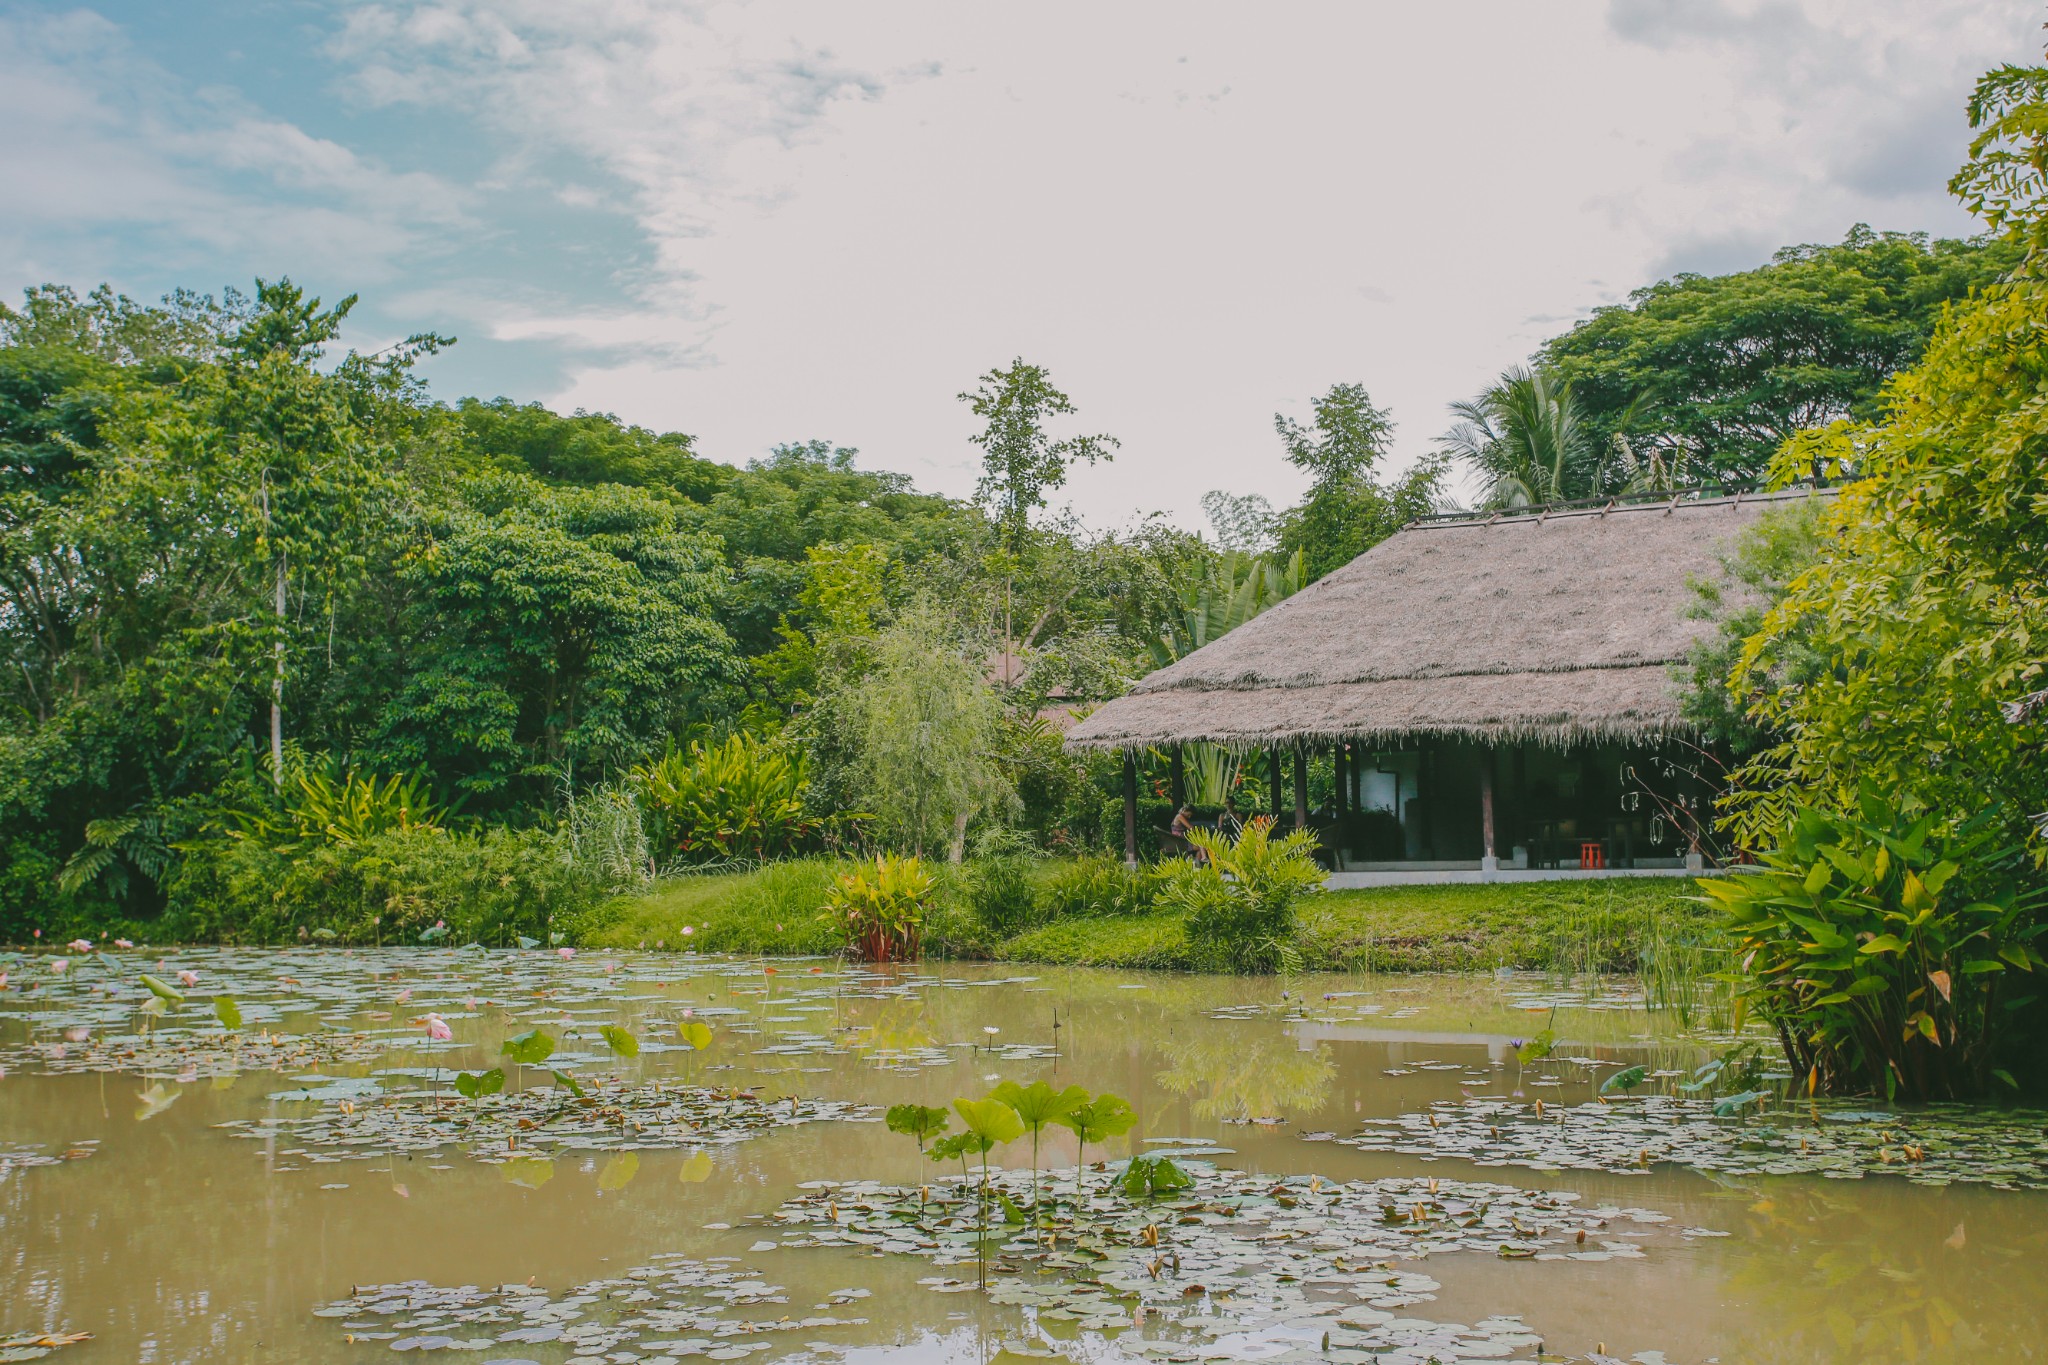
580;859;1721;973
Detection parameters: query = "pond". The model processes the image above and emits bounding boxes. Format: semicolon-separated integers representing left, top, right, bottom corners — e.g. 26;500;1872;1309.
3;948;2046;1364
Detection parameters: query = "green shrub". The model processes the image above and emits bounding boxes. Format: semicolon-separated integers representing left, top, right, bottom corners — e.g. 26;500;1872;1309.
1160;819;1326;972
166;825;603;945
968;853;1039;935
219;760;454;852
1707;793;2048;1100
823;853;935;962
633;733;822;862
1040;855;1159;919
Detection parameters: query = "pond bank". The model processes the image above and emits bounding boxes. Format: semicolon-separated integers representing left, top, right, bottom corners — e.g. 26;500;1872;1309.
579;866;1719;973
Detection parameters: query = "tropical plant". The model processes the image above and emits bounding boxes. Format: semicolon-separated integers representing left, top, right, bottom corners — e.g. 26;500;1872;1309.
632;733;821;863
1150;549;1306;669
1439;366;1602;509
1040;856;1159;919
1052;1091;1137;1196
56;808;172;900
822;853;935;962
1704;793;2047;1100
218;759;453;853
454;1067;505;1109
989;1079;1087;1212
1159;817;1326;972
967;849;1039;936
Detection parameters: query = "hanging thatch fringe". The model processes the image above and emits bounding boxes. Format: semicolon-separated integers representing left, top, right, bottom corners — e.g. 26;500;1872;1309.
1065;489;1825;754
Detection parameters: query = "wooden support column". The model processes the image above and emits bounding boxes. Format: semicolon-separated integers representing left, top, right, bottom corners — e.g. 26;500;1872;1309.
1122;749;1138;868
1269;749;1284;818
1335;745;1350;816
1169;743;1186;811
1292;741;1309;831
1479;746;1498;869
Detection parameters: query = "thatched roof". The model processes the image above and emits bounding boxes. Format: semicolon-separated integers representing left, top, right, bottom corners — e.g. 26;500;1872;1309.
1066;489;1824;752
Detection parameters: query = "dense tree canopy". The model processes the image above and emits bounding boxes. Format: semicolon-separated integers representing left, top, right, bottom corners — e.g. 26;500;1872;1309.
1536;226;2020;482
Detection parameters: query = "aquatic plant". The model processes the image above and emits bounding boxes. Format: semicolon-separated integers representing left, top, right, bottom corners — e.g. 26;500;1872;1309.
988;1079;1086;1212
884;1102;951;1197
1116;1152;1192;1200
1053;1091;1137;1195
453;1067;504;1109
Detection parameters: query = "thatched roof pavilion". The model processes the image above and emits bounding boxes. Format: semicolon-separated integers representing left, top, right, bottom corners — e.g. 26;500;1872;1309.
1070;489;1823;876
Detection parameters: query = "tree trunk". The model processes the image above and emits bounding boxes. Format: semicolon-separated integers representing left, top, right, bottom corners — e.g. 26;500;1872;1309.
271;552;286;787
949;810;970;864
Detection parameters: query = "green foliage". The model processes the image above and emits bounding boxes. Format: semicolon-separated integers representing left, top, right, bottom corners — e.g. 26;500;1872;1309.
1162;818;1326;972
839;603;1013;859
1951;63;2048;268
1675;500;1828;761
218;760;452;853
1728;261;2048;857
213;995;242;1030
1053;1091;1137;1190
952;1095;1026;1149
1538;225;2021;482
1272;383;1446;581
138;972;185;1003
961;360;1116;556
885;1102;952;1148
967;850;1040;936
1040;855;1160;919
501;1028;558;1067
379;476;739;805
1705;795;2046;1100
454;1067;506;1103
824;853;936;962
598;1024;640;1058
1116;1153;1193;1200
166;823;602;945
1439;366;1608;508
632;733;822;863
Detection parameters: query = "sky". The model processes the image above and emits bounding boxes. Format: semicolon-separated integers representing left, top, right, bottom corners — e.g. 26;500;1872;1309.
4;0;2042;528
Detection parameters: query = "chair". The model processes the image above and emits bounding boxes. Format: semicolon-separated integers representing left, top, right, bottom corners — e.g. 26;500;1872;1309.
1578;841;1606;870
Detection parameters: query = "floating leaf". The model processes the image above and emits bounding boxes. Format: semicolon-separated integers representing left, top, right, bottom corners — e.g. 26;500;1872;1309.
138;973;185;1003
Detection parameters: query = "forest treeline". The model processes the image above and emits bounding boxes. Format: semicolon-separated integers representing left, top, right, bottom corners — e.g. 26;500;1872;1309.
0;218;2021;942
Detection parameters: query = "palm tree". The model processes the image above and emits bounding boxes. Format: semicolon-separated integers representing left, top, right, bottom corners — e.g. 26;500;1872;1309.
1440;366;1598;508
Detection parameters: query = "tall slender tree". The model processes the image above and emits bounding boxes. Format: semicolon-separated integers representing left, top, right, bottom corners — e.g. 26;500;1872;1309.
960;360;1116;684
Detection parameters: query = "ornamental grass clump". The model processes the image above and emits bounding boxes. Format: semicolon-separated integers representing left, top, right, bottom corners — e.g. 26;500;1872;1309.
1704;792;2047;1101
823;853;934;962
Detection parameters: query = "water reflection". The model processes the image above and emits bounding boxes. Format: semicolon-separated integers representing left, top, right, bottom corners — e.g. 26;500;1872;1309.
1155;1026;1334;1122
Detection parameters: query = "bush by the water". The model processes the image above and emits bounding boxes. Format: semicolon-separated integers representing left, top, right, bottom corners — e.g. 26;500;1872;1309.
166;824;606;945
1707;795;2047;1101
1156;819;1325;971
1039;856;1162;920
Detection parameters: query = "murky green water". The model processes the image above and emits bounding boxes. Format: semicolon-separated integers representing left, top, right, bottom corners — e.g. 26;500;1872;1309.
3;950;2045;1363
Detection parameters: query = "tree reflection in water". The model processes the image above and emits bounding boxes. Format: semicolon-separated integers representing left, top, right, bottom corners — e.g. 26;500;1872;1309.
1156;1026;1334;1122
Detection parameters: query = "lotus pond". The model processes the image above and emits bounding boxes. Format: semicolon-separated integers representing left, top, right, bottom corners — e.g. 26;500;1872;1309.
3;949;2047;1364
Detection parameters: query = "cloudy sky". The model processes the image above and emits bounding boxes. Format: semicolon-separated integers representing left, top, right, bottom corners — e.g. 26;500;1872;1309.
4;1;2040;526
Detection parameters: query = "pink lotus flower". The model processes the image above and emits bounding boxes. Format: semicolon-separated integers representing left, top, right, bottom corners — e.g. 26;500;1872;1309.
680;925;695;937
114;939;134;949
65;1027;89;1042
419;1013;452;1042
50;959;68;974
395;988;413;1004
680;1007;694;1018
556;947;575;960
67;939;92;953
177;970;199;988
0;973;8;990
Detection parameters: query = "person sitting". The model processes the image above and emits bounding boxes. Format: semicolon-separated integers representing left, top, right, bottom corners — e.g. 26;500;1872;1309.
1218;796;1243;840
1169;804;1205;862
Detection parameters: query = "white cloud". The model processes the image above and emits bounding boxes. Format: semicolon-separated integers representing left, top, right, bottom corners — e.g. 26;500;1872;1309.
0;8;477;290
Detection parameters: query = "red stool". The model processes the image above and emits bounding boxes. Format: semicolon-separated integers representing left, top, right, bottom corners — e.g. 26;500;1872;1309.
1579;842;1606;870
